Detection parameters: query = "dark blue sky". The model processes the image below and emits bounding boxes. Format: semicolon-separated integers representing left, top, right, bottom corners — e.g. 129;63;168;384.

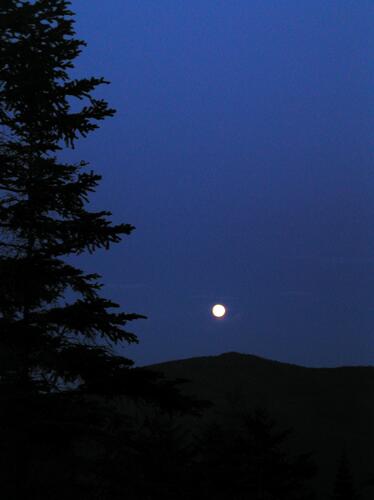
71;0;373;367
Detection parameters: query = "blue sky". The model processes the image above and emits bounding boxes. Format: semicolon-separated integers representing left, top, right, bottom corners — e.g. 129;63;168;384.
70;0;373;366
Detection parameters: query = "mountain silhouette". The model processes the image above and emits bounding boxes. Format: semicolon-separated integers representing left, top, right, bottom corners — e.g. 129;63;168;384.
149;352;374;499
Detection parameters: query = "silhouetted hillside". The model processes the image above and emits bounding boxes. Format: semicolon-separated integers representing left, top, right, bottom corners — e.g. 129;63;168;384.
149;352;374;500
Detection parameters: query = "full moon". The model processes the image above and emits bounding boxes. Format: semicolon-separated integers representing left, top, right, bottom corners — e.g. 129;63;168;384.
212;304;226;318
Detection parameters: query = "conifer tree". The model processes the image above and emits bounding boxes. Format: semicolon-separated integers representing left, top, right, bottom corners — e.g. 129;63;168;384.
0;1;205;496
0;0;146;404
332;452;360;500
194;410;316;500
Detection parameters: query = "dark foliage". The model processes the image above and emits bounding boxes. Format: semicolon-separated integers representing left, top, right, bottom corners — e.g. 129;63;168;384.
0;0;139;400
84;408;317;500
0;1;205;497
192;409;317;500
332;452;361;500
151;352;374;500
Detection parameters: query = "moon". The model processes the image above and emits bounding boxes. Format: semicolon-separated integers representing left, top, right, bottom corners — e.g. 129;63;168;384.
212;304;226;318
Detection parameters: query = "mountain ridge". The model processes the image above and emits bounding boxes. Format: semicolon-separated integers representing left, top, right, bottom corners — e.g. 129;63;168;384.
149;350;374;370
148;351;374;500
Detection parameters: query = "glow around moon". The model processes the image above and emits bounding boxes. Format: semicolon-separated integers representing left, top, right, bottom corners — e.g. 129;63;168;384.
212;304;226;318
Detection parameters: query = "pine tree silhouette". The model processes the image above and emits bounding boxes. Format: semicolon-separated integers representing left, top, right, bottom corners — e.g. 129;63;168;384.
194;409;316;500
0;2;204;497
0;0;141;399
332;452;360;500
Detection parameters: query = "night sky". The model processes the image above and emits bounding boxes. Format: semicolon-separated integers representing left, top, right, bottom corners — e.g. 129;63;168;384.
70;0;373;367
